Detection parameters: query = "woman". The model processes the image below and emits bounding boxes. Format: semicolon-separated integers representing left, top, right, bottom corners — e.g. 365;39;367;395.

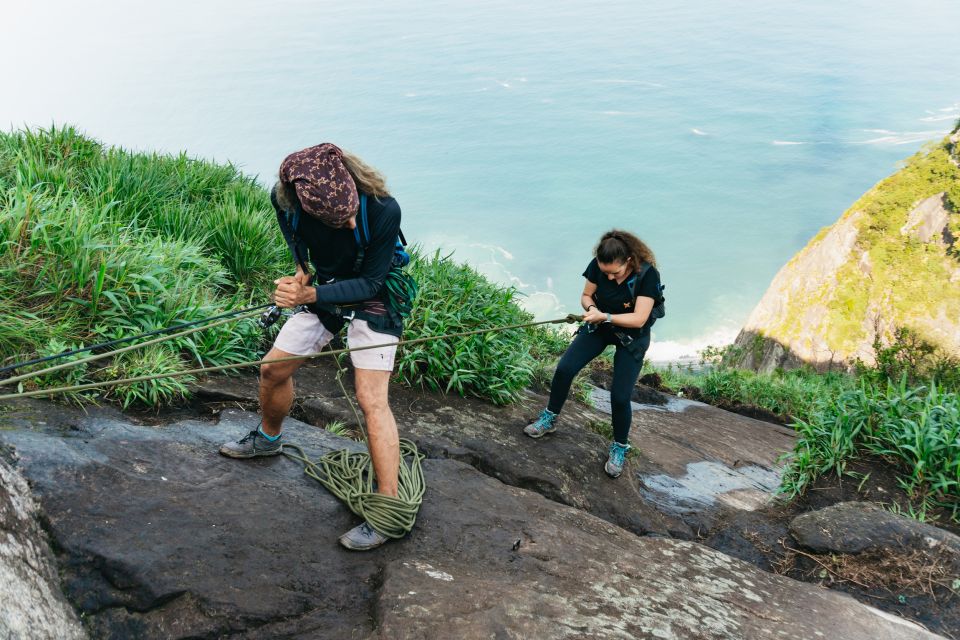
524;229;663;478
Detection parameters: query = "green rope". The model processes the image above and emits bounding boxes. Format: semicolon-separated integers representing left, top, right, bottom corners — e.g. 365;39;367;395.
0;314;582;401
0;309;263;388
281;440;425;538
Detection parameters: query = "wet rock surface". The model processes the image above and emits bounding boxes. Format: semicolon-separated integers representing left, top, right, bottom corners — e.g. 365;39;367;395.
0;399;943;639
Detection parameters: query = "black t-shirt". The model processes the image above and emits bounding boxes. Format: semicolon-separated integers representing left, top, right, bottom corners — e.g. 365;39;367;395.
583;258;661;334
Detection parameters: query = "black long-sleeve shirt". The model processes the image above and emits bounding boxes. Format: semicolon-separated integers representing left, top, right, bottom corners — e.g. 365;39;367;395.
272;187;401;307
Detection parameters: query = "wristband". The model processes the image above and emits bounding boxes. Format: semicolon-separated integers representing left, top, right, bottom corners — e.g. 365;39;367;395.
587;304;598;312
605;312;612;323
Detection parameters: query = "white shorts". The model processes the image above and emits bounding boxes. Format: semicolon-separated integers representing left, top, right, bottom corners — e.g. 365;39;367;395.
273;312;399;371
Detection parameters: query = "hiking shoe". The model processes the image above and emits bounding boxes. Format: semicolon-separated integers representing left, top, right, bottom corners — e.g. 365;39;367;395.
339;521;389;551
605;441;631;478
523;409;558;438
219;428;282;459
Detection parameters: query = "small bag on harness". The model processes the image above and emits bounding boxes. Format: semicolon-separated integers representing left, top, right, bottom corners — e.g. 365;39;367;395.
353;194;418;319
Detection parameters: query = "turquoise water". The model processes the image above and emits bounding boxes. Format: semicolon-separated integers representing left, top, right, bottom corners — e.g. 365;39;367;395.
3;0;959;358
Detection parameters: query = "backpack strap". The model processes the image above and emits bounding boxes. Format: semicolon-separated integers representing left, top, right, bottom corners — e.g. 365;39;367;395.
352;194;369;272
627;262;652;301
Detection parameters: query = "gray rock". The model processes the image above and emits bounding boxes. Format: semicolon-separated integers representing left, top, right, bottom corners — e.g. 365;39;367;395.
900;193;951;244
0;400;942;639
0;453;87;640
790;501;960;556
197;366;692;539
197;366;798;538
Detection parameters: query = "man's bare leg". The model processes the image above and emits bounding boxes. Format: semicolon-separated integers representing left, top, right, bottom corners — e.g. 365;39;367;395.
354;368;399;497
259;347;307;436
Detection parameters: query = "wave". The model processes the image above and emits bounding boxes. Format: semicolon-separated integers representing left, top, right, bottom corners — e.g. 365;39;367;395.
772;140;805;145
919;113;958;123
691;128;708;136
856;130;944;145
592;79;664;88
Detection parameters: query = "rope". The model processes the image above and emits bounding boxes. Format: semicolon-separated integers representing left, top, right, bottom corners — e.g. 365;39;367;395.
0;310;581;539
0;314;581;401
0;309;264;388
0;303;272;376
281;440;425;539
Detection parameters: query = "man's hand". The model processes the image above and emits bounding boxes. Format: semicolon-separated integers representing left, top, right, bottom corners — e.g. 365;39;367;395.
294;264;311;287
273;276;317;308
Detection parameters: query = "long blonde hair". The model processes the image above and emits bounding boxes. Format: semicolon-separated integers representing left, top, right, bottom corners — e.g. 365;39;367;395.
341;149;390;197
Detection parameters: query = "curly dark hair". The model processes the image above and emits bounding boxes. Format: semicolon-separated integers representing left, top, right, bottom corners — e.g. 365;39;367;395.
595;229;656;269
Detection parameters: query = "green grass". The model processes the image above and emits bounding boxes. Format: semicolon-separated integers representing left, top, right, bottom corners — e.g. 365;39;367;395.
780;379;960;522
649;363;855;424
397;249;568;405
0;125;564;407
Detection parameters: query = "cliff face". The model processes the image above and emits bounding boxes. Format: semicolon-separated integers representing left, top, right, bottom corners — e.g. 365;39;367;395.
732;127;960;372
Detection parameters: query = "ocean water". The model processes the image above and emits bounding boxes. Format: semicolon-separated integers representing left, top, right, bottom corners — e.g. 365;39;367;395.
3;0;959;359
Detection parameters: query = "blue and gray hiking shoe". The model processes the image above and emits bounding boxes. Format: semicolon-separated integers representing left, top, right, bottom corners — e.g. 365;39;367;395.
339;521;390;551
604;441;631;478
219;428;283;459
523;409;558;438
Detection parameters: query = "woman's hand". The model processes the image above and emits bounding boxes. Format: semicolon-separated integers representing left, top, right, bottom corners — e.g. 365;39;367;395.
583;307;608;324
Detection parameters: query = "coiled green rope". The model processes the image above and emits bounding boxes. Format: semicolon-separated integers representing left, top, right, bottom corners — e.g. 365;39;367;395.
281;439;425;538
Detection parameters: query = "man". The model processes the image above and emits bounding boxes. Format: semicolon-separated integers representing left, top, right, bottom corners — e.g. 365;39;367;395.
219;143;404;551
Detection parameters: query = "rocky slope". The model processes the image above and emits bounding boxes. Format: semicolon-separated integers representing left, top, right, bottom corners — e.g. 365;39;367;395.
0;398;942;639
731;125;960;371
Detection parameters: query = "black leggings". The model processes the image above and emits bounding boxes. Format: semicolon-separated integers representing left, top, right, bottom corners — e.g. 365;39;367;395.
547;326;649;444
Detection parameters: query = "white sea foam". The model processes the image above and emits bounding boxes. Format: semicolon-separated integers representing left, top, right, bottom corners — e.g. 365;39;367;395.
646;325;741;363
691;128;708;136
772;140;805;145
919;113;958;122
467;242;514;261
857;130;943;145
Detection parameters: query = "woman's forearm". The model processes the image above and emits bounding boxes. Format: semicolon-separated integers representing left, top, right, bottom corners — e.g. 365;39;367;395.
581;295;597;312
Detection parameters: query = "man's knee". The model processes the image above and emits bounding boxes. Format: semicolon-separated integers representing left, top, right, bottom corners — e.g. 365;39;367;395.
260;360;293;387
356;385;389;414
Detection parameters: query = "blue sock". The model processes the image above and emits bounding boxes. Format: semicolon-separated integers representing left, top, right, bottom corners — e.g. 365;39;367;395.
258;425;281;442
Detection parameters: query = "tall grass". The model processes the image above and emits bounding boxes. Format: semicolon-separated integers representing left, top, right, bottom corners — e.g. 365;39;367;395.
781;379;960;520
1;125;563;407
398;250;567;405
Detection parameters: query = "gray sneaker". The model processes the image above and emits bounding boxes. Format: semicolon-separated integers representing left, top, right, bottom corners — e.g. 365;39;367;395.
339;521;389;551
523;409;558;438
219;428;282;459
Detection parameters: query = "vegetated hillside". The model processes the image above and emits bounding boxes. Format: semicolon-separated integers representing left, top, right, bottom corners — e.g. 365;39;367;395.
0;126;563;407
731;123;960;372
